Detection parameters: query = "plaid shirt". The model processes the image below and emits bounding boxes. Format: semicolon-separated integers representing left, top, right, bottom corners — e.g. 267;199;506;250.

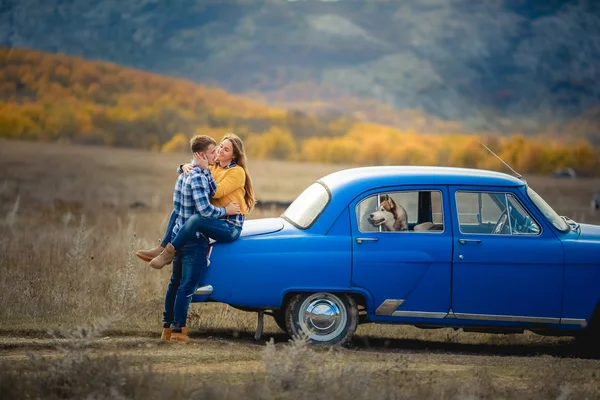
176;160;245;229
177;160;216;197
172;168;226;237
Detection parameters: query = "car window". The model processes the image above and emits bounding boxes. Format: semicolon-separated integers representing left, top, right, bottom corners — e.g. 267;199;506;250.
456;191;540;235
506;194;541;235
282;182;330;229
356;191;444;233
526;186;570;232
456;192;505;227
481;192;504;223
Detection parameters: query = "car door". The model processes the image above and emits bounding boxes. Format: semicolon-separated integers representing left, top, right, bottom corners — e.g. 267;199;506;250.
351;186;453;321
450;186;564;323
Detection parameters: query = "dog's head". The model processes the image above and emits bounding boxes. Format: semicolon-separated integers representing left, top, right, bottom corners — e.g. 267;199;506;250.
368;194;398;229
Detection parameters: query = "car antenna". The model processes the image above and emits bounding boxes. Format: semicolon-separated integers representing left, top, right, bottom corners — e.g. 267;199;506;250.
479;141;523;180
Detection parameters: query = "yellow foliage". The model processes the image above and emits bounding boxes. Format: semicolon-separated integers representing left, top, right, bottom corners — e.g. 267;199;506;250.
161;133;189;153
447;137;487;168
301;137;361;164
296;130;600;176
388;140;438;166
0;47;599;175
0;104;40;139
246;127;297;160
0;47;294;148
301;138;331;163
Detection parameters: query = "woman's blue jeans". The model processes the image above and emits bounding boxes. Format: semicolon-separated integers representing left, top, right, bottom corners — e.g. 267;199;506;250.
162;235;207;329
160;210;178;247
161;210;242;248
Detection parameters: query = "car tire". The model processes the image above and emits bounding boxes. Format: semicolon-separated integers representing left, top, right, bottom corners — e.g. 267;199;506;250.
284;292;358;346
575;317;600;357
271;310;287;333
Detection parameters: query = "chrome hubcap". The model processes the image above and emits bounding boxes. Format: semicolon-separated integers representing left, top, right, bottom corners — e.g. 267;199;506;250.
298;293;347;342
307;300;339;331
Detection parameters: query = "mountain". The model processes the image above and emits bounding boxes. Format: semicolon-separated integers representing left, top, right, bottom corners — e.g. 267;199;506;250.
1;48;597;175
0;47;355;148
1;0;599;136
563;106;600;146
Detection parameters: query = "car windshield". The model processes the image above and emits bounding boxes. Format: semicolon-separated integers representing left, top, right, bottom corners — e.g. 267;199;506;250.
526;186;570;232
282;182;330;229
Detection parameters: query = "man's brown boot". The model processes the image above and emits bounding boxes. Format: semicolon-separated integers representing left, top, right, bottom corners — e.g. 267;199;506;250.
170;327;189;343
136;243;165;263
149;243;176;269
161;327;172;341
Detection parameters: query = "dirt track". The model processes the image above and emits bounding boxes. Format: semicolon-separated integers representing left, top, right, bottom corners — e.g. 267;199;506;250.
2;328;600;397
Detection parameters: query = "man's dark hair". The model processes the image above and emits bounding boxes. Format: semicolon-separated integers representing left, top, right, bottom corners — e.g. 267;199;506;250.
190;135;217;153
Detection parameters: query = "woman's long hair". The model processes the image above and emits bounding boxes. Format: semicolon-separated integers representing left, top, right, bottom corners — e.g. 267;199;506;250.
222;133;255;212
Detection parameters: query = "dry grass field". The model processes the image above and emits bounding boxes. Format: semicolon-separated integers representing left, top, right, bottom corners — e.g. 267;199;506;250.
1;139;600;399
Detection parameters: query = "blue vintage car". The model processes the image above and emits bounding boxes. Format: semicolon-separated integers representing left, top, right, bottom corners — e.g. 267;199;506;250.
192;166;600;347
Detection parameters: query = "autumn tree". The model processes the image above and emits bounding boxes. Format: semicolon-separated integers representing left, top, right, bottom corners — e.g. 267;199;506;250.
161;133;190;153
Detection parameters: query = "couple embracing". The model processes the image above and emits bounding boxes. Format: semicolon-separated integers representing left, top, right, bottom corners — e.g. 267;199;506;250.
136;133;254;343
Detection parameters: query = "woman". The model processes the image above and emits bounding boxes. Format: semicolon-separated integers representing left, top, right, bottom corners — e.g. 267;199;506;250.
136;133;255;268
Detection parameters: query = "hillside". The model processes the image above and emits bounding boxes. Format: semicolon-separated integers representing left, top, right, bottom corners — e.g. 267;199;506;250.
563;107;600;146
1;0;599;136
0;47;356;148
1;48;598;176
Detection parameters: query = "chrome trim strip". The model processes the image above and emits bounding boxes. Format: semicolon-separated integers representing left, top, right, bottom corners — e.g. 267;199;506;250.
454;313;559;324
391;311;448;319
375;299;404;316
560;318;588;327
195;285;214;295
376;301;573;326
504;193;512;233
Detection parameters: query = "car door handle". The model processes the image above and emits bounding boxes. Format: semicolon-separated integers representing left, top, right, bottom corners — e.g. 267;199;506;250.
459;238;482;245
356;237;379;244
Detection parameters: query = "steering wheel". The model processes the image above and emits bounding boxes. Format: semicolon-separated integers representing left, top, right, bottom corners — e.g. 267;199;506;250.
522;215;540;234
492;211;508;234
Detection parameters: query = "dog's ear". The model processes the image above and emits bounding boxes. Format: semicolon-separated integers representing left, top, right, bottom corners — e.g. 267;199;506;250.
380;194;389;202
388;196;396;211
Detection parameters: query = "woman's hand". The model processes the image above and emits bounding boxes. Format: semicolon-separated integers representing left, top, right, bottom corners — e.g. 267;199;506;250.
225;202;241;216
193;152;209;170
181;163;195;176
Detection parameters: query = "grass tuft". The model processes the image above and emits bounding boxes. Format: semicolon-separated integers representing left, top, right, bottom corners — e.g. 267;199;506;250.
4;195;19;228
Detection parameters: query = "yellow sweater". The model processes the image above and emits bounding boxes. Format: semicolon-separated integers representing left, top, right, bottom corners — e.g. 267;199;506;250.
209;164;247;214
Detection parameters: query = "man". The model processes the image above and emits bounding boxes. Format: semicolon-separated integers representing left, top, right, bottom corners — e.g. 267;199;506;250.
163;135;240;343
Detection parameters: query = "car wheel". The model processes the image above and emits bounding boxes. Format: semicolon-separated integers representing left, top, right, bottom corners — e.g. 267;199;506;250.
271;310;287;333
285;292;358;346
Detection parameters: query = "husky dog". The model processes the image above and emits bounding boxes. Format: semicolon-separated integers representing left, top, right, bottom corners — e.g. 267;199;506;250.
368;194;409;231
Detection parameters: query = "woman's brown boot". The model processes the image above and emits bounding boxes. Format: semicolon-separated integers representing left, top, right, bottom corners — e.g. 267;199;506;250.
136;243;165;262
149;243;175;269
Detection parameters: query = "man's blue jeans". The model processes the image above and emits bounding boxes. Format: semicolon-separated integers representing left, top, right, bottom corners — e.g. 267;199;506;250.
162;235;208;330
161;210;242;248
